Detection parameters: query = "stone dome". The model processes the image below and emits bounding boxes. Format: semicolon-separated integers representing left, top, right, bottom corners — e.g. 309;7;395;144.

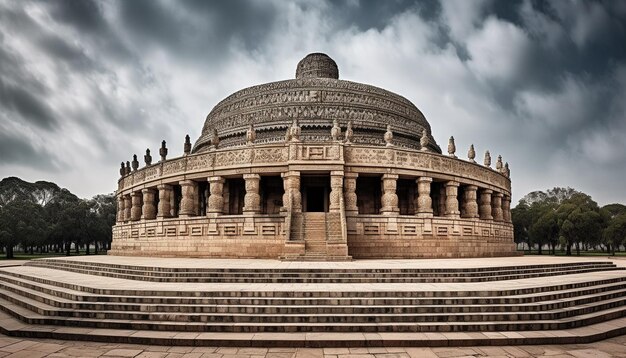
296;53;339;79
193;53;441;153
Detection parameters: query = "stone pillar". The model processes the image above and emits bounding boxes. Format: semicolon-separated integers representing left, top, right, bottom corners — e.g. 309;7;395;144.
141;188;157;220
492;192;504;222
179;180;198;217
282;171;301;213
329;171;344;212
479;189;493;220
130;192;142;221
123;194;132;221
157;184;172;218
416;176;433;218
444;181;460;218
116;195;124;223
380;174;399;215
207;177;224;215
243;174;261;214
343;172;358;214
502;195;512;223
462;185;479;219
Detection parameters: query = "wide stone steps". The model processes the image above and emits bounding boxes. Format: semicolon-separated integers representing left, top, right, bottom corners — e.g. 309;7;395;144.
3;273;626;317
3;271;626;307
23;259;622;283
0;269;624;332
0;260;625;346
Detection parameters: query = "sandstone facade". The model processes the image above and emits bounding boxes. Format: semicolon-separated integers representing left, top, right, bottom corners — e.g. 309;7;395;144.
111;53;516;260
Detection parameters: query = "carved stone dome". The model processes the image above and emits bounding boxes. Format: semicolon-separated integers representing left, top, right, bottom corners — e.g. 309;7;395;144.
193;53;441;153
296;53;339;79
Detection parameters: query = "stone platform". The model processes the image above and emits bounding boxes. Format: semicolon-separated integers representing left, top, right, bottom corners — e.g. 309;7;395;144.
0;256;625;347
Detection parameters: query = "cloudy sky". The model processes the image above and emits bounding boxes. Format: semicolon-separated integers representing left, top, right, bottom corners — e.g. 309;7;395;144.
1;0;625;206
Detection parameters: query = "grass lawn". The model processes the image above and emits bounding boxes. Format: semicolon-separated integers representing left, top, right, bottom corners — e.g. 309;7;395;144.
521;250;626;257
0;251;108;260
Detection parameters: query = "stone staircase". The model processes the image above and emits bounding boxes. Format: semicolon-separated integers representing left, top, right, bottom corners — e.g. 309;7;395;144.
21;259;624;283
0;260;624;346
302;212;328;259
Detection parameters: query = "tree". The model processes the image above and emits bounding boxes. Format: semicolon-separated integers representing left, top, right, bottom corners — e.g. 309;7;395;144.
602;204;626;255
511;202;531;250
0;200;48;258
556;193;603;255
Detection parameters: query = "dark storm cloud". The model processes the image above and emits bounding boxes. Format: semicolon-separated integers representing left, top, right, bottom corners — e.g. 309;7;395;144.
0;0;624;202
329;0;440;31
0;78;57;130
0;130;63;171
115;0;281;66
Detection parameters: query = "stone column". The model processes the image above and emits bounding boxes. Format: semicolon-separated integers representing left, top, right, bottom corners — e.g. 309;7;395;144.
243;174;261;214
462;185;479;219
416;176;433;218
123;194;132;222
282;171;301;213
479;189;493;220
130;191;142;221
444;181;460;218
343;172;358;214
116;195;124;223
207;177;224;215
380;174;399;215
141;188;157;220
329;171;344;212
157;184;172;218
492;192;504;222
179;180;198;217
502;195;512;223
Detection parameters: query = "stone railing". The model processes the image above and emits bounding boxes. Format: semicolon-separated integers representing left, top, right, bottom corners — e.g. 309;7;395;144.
119;141;510;196
344;146;510;193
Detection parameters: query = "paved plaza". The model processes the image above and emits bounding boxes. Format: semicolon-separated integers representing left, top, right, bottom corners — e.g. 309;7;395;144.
0;332;625;358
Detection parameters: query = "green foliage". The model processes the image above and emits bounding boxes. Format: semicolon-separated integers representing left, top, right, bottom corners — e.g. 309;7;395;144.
513;188;610;255
0;177;115;258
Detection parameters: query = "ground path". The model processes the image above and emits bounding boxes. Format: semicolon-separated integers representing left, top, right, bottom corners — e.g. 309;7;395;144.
0;332;625;357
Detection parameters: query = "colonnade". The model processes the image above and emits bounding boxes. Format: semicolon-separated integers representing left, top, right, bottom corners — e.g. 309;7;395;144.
116;172;511;224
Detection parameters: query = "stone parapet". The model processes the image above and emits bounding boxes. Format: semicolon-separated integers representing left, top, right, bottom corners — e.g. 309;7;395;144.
345;215;516;259
117;143;511;197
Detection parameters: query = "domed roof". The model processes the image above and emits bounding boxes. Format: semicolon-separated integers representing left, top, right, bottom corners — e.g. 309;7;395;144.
296;53;339;79
193;53;441;153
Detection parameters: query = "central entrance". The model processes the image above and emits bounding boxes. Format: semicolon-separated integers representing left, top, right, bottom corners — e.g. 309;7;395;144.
301;175;330;212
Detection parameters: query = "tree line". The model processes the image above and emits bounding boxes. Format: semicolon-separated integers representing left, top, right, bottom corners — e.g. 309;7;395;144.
512;187;626;255
0;177;115;259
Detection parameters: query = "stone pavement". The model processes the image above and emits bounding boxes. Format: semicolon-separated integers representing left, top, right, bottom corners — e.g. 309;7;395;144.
0;333;625;358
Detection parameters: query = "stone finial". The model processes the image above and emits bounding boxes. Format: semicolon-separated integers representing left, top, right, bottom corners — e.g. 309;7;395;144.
119;162;125;177
210;128;220;148
384;125;393;146
144;149;152;166
246;124;256;145
284;127;291;142
159;140;168;162
331;119;341;141
345;120;354;144
184;134;191;155
484;150;491;167
505;162;510;178
420;129;429;151
131;154;139;171
125;161;131;175
289;118;301;141
468;144;476;163
496;155;503;173
447;136;456;158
